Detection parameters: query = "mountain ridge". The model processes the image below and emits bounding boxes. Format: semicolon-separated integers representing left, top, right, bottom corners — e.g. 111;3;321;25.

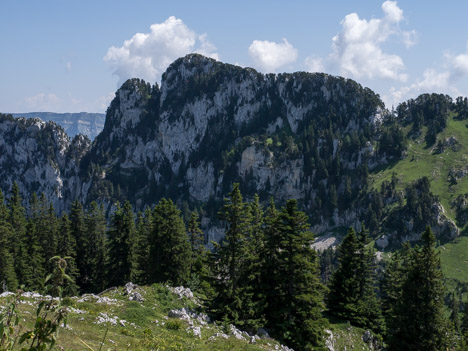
0;54;463;247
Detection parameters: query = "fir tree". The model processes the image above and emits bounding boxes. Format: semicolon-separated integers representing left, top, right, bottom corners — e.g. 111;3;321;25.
210;184;261;330
389;227;450;351
149;198;190;285
85;201;107;292
187;211;205;278
187;210;210;292
328;226;384;333
8;183;43;290
70;200;87;290
0;189;17;292
0;223;17;292
267;199;327;351
133;207;153;285
55;214;79;296
107;201;136;287
327;227;360;322
355;226;384;333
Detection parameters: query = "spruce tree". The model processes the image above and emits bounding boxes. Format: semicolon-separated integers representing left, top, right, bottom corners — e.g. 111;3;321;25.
389;227;450;351
133;207;153;285
0;223;17;292
328;226;383;333
9;183;43;290
187;210;210;292
355;226;384;332
55;214;80;296
327;227;360;321
210;184;264;330
107;201;136;287
85;201;107;292
0;189;17;291
70;200;87;290
267;199;326;351
149;198;190;285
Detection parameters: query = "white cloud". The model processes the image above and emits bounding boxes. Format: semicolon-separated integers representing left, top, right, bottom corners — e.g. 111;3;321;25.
386;43;468;106
450;43;468;75
304;56;324;73
304;1;415;80
98;92;116;111
104;16;218;86
314;1;415;81
248;38;298;73
24;93;61;111
387;69;453;106
65;61;72;72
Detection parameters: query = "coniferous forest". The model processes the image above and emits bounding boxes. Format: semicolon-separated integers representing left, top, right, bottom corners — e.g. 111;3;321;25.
0;180;461;351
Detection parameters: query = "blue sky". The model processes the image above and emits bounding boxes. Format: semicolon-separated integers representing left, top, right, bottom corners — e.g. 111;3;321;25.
2;0;468;113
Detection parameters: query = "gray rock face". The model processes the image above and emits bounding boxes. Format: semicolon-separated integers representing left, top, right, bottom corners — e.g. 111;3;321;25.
0;115;88;212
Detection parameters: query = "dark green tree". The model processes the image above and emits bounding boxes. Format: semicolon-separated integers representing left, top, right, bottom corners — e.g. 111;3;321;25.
149;198;190;285
267;199;327;351
107;201;136;287
0;223;17;292
0;189;17;292
55;214;80;296
84;201;108;292
389;227;450;351
70;200;87;290
210;184;261;330
355;226;385;333
133;207;153;285
327;228;360;322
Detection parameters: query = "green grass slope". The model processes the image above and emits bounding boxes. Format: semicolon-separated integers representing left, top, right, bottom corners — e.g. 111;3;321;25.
0;284;375;351
370;115;468;282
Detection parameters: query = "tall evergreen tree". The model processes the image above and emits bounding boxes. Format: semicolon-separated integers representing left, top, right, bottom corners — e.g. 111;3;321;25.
186;210;211;292
8;183;42;290
328;226;384;332
70;200;88;290
267;199;326;351
0;189;17;292
149;198;190;285
389;227;450;351
107;201;136;287
133;207;153;285
0;224;17;292
327;228;360;321
355;226;384;332
55;214;79;296
210;184;261;330
85;201;107;292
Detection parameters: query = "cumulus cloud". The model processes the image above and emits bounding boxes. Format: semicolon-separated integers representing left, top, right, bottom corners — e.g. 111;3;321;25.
248;38;298;72
450;43;468;75
304;56;325;73
104;16;219;86
306;1;415;81
330;0;413;81
24;93;61;111
386;43;468;106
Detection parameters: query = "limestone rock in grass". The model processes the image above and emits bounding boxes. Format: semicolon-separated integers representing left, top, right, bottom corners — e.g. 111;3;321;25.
168;308;210;325
168;286;194;300
187;325;202;338
208;332;229;341
123;282;145;302
325;329;335;351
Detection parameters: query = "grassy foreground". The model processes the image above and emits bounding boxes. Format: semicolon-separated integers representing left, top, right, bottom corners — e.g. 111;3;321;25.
0;284;374;351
